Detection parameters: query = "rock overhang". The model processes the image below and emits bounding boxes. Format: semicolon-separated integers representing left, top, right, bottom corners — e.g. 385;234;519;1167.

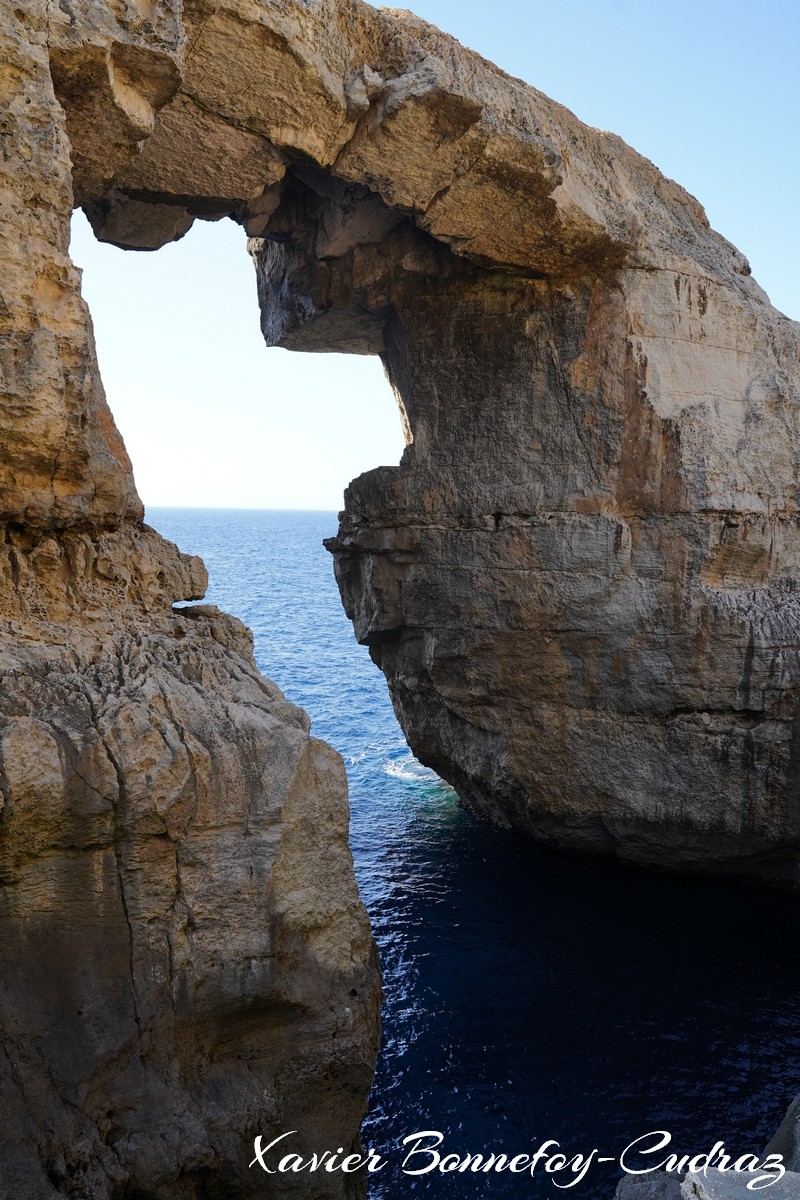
64;0;757;281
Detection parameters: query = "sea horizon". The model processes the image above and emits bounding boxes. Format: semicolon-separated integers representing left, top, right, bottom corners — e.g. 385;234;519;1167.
147;503;343;512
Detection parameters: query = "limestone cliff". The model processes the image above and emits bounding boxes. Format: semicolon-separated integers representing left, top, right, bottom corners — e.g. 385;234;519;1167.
77;0;800;884
1;4;379;1197
245;4;800;885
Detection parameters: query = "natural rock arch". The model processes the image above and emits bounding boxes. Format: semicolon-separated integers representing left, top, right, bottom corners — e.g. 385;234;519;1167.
65;0;800;882
2;0;800;1196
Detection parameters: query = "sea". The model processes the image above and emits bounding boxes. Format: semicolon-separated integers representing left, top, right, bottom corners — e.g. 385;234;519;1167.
149;508;800;1199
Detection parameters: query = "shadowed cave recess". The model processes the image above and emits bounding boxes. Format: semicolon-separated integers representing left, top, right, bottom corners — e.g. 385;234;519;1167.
2;1;800;1198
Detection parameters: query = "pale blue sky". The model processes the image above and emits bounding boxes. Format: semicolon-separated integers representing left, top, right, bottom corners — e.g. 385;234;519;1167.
70;0;799;511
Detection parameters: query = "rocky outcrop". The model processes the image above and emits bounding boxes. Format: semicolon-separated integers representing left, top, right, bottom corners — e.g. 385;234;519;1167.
617;1172;800;1199
766;1095;800;1171
614;1092;800;1198
1;4;379;1197
0;559;379;1199
318;222;800;883
684;1177;800;1199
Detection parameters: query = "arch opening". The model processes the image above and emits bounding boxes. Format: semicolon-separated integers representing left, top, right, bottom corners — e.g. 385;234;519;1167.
69;210;408;512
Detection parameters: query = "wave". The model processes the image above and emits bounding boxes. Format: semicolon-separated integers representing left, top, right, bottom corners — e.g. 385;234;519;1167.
384;756;442;784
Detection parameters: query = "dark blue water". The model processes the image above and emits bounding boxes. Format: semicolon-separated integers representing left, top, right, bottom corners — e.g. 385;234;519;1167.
149;508;800;1199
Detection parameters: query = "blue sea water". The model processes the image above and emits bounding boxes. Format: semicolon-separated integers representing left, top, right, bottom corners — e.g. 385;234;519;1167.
149;508;800;1199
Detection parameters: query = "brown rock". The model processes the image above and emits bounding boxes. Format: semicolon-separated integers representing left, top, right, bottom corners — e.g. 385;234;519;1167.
0;3;142;530
0;526;380;1199
2;4;381;1197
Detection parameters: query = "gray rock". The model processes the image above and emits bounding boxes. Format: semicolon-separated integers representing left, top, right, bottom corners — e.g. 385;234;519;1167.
84;188;195;251
681;1168;800;1197
766;1096;800;1172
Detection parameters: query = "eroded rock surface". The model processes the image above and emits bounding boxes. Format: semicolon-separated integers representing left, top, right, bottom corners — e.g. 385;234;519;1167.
766;1094;800;1171
175;1;797;883
613;1092;800;1197
616;1169;800;1200
0;557;379;1199
83;0;794;883
2;4;379;1197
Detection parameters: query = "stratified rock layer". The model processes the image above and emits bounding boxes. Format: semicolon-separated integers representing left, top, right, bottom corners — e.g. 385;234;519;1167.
2;3;379;1197
320;237;800;881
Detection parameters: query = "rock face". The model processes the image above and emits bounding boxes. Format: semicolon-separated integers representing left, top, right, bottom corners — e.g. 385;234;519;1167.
59;1;800;888
613;1091;800;1197
0;569;379;1200
616;1172;800;1199
4;0;800;1193
1;3;379;1197
232;3;800;882
321;231;800;882
766;1094;800;1171
682;1175;800;1199
616;1170;800;1199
